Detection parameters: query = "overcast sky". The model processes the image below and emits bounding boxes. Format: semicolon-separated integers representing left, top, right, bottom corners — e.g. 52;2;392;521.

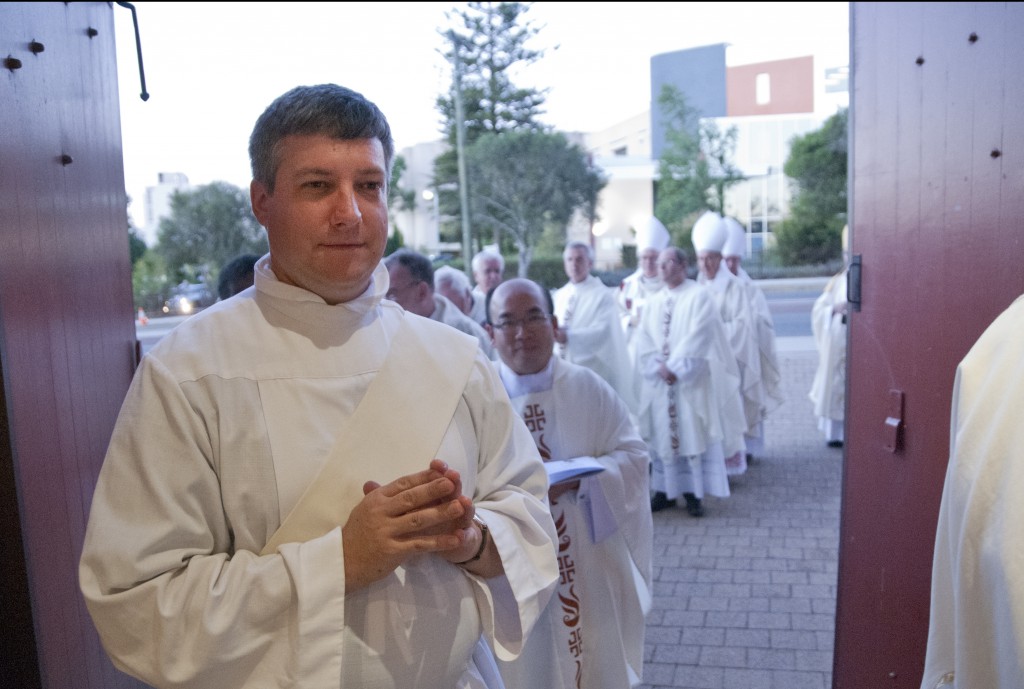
114;2;849;233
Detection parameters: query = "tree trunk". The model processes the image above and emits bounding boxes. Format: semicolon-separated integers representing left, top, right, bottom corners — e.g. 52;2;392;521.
517;245;533;278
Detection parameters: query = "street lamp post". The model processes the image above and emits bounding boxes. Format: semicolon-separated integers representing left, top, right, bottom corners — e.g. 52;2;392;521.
448;31;473;267
421;188;440;248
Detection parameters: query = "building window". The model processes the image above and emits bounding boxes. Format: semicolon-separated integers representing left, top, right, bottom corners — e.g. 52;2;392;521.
756;72;771;105
613;146;628;156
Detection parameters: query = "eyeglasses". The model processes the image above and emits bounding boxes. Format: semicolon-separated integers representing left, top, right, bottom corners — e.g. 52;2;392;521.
492;312;551;331
385;280;421;300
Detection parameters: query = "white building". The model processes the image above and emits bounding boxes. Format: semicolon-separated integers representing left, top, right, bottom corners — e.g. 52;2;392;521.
141;172;191;245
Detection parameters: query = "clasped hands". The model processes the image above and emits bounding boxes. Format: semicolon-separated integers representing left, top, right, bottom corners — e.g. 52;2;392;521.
342;459;497;592
658;361;677;385
657;357;707;385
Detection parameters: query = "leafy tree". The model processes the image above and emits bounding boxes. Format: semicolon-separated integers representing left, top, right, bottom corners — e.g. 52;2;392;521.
653;84;744;248
386;154;417;248
388;155;415;214
385;227;405;256
128;226;147;266
465;130;606;276
132;249;170;313
774;108;848;264
155;181;268;282
433;1;549;251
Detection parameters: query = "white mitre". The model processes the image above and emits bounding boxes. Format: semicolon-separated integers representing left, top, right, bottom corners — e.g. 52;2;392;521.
691;210;728;254
635;215;670;251
722;216;747;259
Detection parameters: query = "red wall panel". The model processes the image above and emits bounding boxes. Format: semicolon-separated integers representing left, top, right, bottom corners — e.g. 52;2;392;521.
727;55;815;116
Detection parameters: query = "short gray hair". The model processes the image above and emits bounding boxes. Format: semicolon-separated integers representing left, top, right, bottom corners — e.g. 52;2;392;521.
383;248;433;286
434;265;471;292
563;240;594;262
471;250;505;273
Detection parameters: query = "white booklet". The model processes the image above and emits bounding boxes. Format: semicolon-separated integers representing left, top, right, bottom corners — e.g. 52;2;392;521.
545;456;605;485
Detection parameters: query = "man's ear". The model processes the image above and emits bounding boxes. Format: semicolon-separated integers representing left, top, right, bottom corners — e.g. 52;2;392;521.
550;315;561;337
415;282;433;305
250;180;270;226
484;323;495;344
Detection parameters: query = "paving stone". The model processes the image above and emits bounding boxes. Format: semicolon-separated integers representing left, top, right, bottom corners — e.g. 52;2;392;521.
637;346;839;689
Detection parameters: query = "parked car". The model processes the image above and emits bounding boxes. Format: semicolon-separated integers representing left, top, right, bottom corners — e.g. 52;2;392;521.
162;283;216;315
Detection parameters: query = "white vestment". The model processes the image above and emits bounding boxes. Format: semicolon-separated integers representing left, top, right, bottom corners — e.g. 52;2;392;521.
553;274;636;413
617;269;663;357
495;357;653;689
734;267;785;451
79;258;558;689
432;292;495;359
697;268;761;468
808;268;848;443
921;293;1024;689
469;287;488;325
635;280;747;500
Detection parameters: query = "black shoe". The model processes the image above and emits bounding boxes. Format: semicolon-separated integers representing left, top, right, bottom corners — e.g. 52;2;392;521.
827;440;844;448
650;492;676;512
683;493;705;518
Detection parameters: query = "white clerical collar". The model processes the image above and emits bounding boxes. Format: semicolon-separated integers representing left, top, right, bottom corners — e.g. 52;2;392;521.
499;357;555;397
253;253;387;326
640;274;662;289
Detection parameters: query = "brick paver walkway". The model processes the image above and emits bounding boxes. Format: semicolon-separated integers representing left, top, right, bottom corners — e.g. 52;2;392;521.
639;344;842;689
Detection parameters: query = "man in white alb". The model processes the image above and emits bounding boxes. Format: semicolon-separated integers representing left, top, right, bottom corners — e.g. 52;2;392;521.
385;248;496;359
809;225;850;447
469;248;505;325
435;264;477;316
79;84;557;689
921;292;1024;689
487;277;653;689
692;211;756;474
721;216;784;457
553;240;636;412
636;246;747;518
618;216;670;359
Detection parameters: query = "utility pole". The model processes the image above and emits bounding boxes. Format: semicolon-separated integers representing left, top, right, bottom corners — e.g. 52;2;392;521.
449;31;473;266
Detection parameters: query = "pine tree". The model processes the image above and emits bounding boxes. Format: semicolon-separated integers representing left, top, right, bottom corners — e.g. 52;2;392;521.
433;2;548;252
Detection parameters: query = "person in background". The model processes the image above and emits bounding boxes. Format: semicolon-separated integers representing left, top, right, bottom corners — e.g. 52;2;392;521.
486;277;653;689
636;246;746;518
385;248;496;359
216;253;262;300
920;291;1024;689
809;225;850;448
553;240;636;413
691;211;756;475
470;249;505;325
721;217;784;459
435;264;477;318
618;216;670;359
79;83;557;689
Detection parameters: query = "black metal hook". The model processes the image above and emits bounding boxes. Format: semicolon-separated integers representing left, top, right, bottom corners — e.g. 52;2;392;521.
115;1;149;101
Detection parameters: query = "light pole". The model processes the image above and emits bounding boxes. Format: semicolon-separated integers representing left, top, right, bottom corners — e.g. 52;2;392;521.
421;188;440;249
447;30;473;267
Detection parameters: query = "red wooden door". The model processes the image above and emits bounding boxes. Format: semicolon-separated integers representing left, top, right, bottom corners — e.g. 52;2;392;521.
0;3;145;687
835;2;1024;686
